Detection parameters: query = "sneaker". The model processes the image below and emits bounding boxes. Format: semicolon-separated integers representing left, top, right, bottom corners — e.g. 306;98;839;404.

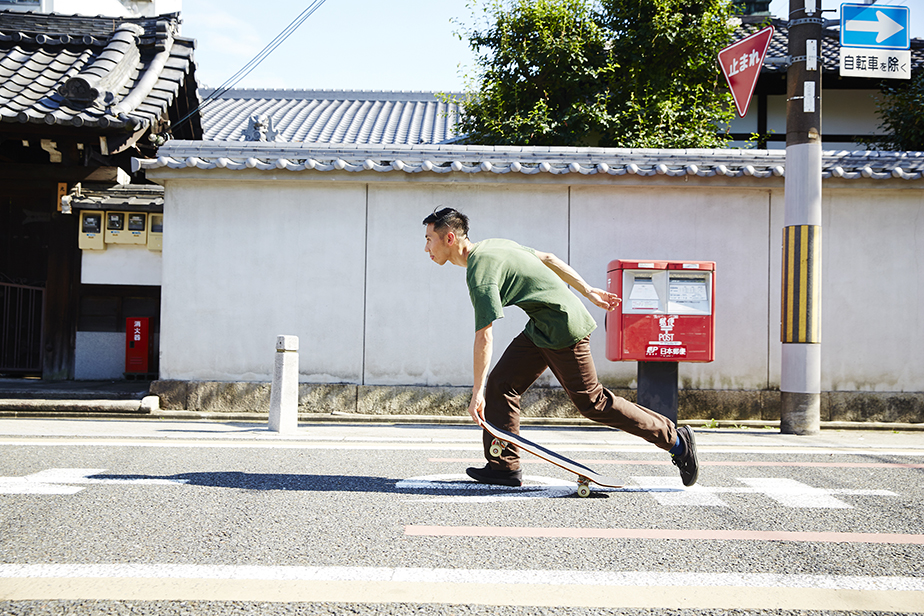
671;425;699;487
466;464;523;487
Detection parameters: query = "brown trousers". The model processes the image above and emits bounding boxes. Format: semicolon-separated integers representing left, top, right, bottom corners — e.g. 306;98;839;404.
483;332;677;471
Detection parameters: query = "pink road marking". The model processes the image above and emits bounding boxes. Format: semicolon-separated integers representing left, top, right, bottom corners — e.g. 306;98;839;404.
405;526;924;545
428;458;924;469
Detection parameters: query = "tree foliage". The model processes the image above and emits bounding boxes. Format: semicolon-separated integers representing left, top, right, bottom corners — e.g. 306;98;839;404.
867;73;924;151
453;0;738;148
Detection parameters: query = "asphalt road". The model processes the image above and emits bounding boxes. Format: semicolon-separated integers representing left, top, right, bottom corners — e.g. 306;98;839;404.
1;418;923;615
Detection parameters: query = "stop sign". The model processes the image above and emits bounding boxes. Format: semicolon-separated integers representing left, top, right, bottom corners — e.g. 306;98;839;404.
718;26;775;118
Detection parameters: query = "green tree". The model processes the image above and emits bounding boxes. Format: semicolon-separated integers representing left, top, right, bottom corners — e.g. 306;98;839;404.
453;0;611;146
867;73;924;151
599;0;738;148
453;0;737;148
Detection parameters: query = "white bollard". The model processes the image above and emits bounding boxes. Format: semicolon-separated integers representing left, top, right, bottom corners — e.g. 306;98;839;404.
268;335;298;434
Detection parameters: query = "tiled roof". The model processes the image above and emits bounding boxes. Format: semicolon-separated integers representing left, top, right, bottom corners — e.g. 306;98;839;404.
737;16;924;75
0;10;197;132
198;89;462;145
134;142;924;181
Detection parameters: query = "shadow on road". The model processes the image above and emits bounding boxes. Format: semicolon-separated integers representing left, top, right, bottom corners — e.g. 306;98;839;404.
88;471;575;496
93;471;400;492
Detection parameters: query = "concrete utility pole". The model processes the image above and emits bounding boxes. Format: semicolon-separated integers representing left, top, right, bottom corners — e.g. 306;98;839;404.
781;0;823;434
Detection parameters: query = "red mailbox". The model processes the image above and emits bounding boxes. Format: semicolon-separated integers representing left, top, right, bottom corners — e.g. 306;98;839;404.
606;260;715;363
125;316;151;374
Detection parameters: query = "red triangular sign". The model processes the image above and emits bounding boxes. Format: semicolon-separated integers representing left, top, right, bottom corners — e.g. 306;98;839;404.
718;26;774;118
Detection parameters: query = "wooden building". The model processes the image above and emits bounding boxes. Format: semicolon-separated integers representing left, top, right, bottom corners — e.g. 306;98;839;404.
0;10;200;378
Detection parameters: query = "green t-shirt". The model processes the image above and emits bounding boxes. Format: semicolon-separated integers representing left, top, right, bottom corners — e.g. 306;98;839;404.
466;238;597;349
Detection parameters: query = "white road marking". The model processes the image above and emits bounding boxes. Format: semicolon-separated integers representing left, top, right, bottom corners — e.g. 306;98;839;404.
0;468;188;495
0;479;84;495
632;476;896;508
397;474;898;508
737;477;851;509
23;468;186;486
396;474;576;501
0;563;922;590
0;469;900;509
629;476;727;506
1;564;923;611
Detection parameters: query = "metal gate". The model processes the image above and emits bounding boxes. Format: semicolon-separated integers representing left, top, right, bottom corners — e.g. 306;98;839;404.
0;282;44;374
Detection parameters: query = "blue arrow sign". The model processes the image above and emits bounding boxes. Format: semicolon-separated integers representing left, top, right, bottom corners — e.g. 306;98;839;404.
840;3;910;50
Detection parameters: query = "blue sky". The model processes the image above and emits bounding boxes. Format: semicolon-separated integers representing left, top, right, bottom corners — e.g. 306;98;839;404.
181;0;921;93
181;0;473;92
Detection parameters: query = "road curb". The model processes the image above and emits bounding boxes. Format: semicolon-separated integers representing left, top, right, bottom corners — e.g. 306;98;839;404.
1;405;921;431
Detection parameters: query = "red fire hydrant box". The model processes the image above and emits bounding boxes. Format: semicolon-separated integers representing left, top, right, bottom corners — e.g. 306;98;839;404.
606;260;715;363
125;316;151;374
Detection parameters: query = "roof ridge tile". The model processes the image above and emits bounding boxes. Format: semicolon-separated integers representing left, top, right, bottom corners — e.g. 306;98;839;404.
135;142;924;182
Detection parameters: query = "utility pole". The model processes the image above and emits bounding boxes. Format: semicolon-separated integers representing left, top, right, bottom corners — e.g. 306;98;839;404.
781;0;823;434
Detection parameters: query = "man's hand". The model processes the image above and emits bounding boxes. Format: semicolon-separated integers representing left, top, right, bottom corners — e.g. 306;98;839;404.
586;288;622;311
468;389;486;424
471;324;493;425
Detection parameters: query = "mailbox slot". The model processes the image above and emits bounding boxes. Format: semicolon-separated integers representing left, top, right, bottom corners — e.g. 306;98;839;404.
606;260;715;363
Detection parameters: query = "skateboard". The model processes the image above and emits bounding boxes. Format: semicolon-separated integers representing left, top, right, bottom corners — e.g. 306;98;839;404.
478;418;623;497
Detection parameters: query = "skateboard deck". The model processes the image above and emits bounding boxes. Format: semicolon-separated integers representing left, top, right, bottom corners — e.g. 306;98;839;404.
478;418;623;497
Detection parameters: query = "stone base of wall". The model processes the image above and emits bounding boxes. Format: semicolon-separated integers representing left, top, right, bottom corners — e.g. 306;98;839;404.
149;381;924;424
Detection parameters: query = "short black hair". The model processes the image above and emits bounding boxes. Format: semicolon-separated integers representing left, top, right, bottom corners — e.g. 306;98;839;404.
422;207;469;239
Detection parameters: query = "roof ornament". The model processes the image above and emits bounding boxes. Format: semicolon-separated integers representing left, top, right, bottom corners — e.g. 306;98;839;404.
242;114;282;142
57;23;144;108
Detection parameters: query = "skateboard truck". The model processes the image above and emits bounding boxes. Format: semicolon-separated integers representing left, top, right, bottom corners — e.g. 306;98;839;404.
480;419;622;498
576;477;592;498
489;437;508;458
493;438;596;498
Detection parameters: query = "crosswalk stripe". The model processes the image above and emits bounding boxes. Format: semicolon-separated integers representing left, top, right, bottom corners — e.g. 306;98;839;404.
1;565;922;611
404;525;924;544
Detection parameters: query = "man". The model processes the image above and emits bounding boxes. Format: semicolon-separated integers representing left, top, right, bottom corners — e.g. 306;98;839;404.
423;207;699;488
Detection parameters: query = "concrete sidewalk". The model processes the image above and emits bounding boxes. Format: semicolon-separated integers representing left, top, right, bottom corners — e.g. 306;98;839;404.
0;378;151;398
0;378;155;415
1;378;922;431
2;417;924;450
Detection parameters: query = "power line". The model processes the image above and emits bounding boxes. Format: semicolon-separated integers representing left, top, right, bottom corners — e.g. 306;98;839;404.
167;0;328;139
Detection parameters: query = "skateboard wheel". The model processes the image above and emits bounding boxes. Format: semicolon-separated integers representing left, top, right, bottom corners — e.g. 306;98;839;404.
577;484;591;498
489;439;505;458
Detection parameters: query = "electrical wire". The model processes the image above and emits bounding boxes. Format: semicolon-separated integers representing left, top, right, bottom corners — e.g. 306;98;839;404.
167;0;328;138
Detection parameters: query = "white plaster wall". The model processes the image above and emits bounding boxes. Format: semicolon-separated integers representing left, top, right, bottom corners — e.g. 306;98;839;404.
74;331;161;379
821;187;924;392
151;169;923;394
159;179;366;382
768;187;785;389
571;185;775;390
364;182;567;386
81;245;162;286
74;332;124;379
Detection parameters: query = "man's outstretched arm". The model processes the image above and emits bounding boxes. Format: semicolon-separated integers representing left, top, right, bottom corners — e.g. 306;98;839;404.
533;251;621;311
469;323;493;424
